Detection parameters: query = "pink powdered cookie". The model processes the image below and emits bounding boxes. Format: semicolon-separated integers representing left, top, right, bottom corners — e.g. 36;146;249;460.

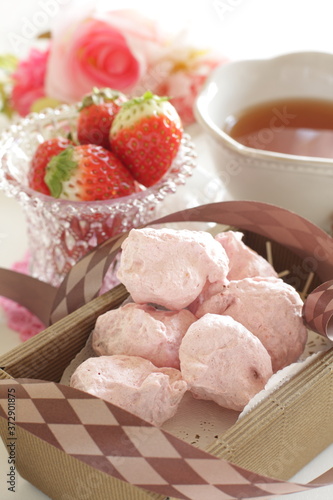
116;227;229;310
70;355;187;427
92;303;196;369
195;277;307;372
179;314;273;411
215;231;278;281
189;230;277;314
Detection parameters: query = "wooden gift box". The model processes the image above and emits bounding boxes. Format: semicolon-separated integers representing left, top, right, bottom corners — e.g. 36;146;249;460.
0;201;332;500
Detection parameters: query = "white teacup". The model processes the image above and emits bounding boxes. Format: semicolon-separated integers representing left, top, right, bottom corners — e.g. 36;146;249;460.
195;51;333;233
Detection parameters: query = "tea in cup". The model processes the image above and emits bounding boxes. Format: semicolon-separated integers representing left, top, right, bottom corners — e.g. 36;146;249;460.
195;51;333;233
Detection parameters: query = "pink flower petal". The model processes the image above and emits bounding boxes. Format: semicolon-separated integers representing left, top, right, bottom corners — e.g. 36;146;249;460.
11;47;50;116
46;17;144;101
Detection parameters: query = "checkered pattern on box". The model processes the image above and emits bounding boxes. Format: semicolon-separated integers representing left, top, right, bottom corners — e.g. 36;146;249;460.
50;201;333;339
0;378;322;499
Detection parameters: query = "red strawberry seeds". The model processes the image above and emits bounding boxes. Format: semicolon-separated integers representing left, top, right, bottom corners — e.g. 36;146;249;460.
109;91;183;187
77;88;127;150
45;144;137;201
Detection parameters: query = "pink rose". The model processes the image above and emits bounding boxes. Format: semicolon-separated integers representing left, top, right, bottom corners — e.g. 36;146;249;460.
155;54;228;126
11;47;50;116
43;6;228;125
45;10;165;104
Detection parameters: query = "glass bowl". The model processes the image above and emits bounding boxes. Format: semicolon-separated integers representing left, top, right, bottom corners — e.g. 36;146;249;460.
0;104;197;286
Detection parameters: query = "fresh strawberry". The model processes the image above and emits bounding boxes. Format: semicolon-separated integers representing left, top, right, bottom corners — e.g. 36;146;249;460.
44;144;136;201
28;137;73;195
77;87;127;150
109;91;183;187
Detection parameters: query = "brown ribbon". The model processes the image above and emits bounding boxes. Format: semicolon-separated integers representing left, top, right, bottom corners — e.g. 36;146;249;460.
46;200;333;336
0;201;333;499
1;200;333;335
0;377;329;500
0;268;56;325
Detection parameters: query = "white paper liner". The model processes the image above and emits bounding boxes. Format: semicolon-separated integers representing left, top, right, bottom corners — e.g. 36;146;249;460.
60;332;239;449
239;329;332;419
60;323;332;451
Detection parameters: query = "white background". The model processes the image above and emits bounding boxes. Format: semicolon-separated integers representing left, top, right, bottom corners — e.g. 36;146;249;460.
0;0;333;498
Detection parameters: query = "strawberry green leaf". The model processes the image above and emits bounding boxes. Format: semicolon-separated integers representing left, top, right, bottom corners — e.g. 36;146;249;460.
79;87;125;110
45;147;77;198
121;91;170;111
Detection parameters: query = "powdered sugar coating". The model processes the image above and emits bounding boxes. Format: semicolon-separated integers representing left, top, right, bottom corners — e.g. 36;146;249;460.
179;314;273;411
215;231;278;281
188;231;277;314
70;355;187;426
92;303;196;369
195;277;307;372
117;228;229;310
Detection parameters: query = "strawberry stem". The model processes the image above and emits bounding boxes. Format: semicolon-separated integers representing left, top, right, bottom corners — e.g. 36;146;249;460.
79;87;124;110
121;91;170;111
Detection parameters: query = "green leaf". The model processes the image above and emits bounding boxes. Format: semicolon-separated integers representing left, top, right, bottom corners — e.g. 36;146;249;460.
0;54;18;73
121;91;169;111
45;147;77;198
79;87;124;110
0;83;14;117
31;97;62;113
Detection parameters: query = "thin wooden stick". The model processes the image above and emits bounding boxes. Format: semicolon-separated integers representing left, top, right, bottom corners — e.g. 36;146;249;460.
300;272;315;300
278;270;290;278
266;241;273;267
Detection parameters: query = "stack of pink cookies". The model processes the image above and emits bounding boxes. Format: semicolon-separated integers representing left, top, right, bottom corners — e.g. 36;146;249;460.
71;227;307;426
